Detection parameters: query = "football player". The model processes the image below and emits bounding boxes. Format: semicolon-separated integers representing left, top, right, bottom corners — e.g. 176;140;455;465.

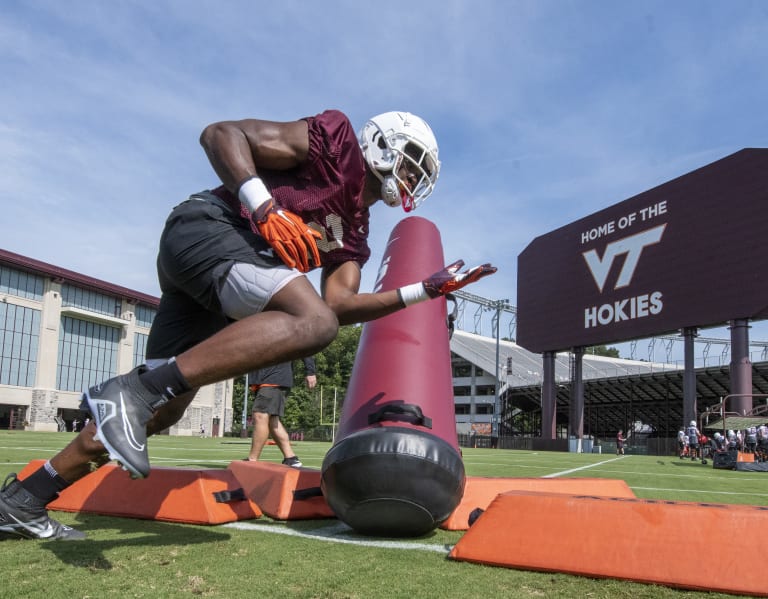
0;110;496;539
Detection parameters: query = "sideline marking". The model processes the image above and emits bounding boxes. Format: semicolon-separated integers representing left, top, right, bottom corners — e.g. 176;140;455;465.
224;521;452;554
632;486;768;498
543;455;626;478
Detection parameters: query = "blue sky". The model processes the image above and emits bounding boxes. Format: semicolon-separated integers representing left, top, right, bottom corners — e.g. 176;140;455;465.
2;1;767;361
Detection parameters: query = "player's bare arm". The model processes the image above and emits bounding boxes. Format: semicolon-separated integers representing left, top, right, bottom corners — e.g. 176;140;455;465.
321;261;403;326
201;118;320;272
321;260;498;326
199;118;310;191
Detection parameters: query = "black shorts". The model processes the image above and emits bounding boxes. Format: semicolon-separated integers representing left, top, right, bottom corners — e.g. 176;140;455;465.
146;194;283;358
252;386;287;417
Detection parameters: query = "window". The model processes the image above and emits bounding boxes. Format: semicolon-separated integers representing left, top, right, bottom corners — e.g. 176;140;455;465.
62;284;121;318
0;266;44;301
452;364;472;377
57;317;119;391
0;303;40;387
133;332;148;367
455;404;471;415
134;304;156;329
476;405;495;415
453;385;471;396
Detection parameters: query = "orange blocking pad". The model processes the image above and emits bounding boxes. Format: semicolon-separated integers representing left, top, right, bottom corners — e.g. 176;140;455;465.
227;460;336;520
449;490;768;596
440;477;635;530
19;460;262;525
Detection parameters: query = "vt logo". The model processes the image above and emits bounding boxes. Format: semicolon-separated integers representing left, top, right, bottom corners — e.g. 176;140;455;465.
582;224;666;293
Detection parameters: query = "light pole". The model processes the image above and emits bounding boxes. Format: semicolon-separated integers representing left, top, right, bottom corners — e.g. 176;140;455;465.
240;373;249;438
492;299;508;441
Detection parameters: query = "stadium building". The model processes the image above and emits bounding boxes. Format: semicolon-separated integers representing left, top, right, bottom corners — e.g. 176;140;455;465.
449;327;768;454
0;248;232;436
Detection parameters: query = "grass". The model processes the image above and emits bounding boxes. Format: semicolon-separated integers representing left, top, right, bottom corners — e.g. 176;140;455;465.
1;431;765;598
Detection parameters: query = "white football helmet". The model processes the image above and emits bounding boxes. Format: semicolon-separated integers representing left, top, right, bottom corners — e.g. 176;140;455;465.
358;111;440;212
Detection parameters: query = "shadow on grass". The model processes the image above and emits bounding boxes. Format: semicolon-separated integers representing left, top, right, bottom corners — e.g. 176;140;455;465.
670;460;710;468
38;515;231;570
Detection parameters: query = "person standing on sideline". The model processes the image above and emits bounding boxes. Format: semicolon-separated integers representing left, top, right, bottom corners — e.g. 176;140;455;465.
687;420;700;461
0;108;496;540
245;357;316;468
616;430;626;455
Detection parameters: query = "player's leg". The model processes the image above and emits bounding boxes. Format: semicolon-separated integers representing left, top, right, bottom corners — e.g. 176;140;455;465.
82;197;336;478
0;388;199;540
246;411;271;461
0;430;104;540
177;274;337;385
267;396;302;468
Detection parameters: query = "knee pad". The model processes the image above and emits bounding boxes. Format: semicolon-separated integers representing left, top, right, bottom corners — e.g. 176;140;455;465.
218;262;303;320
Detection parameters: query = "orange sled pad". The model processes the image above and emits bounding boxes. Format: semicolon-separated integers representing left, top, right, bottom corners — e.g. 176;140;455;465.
440;476;635;530
227;460;335;520
449;490;768;596
18;460;262;525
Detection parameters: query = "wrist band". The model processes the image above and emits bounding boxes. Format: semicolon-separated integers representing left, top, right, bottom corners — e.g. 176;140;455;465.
398;282;430;307
237;176;272;214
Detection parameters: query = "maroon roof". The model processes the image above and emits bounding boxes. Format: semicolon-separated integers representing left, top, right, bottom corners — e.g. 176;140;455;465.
0;248;159;307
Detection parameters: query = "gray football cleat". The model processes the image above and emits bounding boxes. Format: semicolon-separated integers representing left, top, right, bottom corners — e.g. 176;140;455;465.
0;474;85;540
81;366;167;479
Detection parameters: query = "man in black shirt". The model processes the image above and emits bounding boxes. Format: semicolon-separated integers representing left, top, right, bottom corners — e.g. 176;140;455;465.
245;357;316;468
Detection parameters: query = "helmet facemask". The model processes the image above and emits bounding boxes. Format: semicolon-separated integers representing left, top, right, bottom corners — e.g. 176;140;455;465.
359;112;440;212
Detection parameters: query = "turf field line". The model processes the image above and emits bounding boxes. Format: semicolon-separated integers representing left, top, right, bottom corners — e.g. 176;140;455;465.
542;455;626;477
225;521;452;553
0;446;70;452
632;486;768;498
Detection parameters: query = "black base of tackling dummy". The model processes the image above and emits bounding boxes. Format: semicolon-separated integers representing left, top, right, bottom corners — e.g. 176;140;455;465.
321;426;465;537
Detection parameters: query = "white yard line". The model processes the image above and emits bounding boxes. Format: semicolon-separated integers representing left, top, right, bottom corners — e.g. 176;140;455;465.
632;486;768;498
542;455;626;478
224;521;452;553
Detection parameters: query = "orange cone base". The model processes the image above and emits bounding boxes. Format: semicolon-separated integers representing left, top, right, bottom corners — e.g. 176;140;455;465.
449;490;768;596
18;460;262;525
440;476;635;530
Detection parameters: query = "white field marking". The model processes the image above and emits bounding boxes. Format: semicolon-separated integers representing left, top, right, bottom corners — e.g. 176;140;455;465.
586;467;767;481
0;446;70;452
632;486;768;498
0;445;258;457
458;462;575;471
150;454;320;465
224;521;453;553
150;462;238;464
542;456;626;478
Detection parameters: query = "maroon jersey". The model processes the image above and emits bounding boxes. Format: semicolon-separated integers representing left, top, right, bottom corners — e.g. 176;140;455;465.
212;110;370;269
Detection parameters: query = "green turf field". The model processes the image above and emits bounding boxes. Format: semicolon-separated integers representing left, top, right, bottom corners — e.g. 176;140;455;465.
1;431;764;598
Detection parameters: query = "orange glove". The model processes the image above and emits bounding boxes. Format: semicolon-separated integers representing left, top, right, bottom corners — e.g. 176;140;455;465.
423;260;497;298
253;199;322;273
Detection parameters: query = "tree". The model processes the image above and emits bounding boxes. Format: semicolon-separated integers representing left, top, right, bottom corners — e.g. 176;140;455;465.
587;344;620;358
230;324;363;435
299;325;362;431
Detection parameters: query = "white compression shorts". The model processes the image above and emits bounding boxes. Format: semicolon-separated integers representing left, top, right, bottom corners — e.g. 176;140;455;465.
217;261;303;321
